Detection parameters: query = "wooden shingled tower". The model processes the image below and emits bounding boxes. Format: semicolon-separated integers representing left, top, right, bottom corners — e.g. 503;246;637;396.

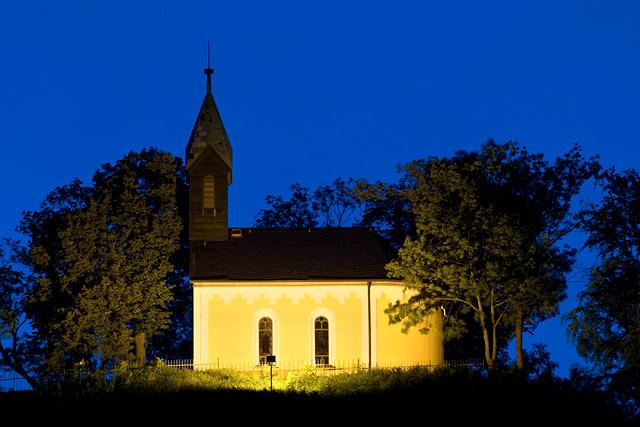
185;56;233;243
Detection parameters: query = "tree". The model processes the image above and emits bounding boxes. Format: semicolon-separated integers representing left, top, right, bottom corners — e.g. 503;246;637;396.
493;142;598;369
354;172;418;249
19;148;186;374
254;183;318;228
385;141;597;370
92;149;191;360
312;178;361;227
520;343;559;382
0;238;40;390
254;179;361;228
385;149;516;369
566;168;640;413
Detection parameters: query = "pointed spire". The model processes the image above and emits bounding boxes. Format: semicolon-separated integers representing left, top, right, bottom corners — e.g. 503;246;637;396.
205;39;214;93
186;41;232;174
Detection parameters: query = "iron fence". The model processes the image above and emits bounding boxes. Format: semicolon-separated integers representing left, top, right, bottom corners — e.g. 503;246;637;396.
0;359;485;392
162;358;485;375
0;372;32;392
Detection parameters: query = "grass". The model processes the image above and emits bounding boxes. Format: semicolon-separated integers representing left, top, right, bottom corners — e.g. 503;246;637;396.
1;363;636;426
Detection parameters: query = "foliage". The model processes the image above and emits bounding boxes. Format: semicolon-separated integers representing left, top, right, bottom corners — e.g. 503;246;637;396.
91;149;191;360
354;174;417;248
0;239;26;351
519;343;559;382
0;238;40;390
385;141;598;370
566;168;640;415
254;178;361;228
254;183;318;228
17;148;187;375
312;178;361;227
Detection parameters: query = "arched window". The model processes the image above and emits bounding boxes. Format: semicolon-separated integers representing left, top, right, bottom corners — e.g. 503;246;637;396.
258;317;273;364
314;316;329;365
253;309;279;365
203;174;215;210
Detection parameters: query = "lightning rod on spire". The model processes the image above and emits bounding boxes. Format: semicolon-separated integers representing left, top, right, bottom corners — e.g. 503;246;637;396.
205;39;214;93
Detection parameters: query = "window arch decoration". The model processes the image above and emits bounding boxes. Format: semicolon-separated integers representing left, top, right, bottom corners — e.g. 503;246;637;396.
309;308;336;366
252;308;279;365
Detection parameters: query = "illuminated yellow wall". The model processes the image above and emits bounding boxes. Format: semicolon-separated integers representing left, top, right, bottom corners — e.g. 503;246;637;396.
375;291;444;365
193;280;444;367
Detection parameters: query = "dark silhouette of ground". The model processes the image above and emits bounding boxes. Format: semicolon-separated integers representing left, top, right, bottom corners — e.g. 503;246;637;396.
1;380;635;426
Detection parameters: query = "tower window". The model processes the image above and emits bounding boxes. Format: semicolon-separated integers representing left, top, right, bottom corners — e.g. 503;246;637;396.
314;316;329;365
203;175;215;209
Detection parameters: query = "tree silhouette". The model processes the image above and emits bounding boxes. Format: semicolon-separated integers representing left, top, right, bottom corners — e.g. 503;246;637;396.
17;148;187;376
385;141;598;370
567;168;640;414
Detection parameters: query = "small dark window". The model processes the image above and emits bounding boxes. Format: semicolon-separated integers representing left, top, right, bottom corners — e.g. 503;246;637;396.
259;317;273;364
315;316;329;365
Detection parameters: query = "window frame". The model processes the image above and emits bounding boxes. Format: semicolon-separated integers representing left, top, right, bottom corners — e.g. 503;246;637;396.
252;308;279;366
314;316;330;365
258;317;273;364
309;308;336;366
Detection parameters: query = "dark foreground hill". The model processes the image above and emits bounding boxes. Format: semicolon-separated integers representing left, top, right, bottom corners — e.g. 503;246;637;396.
1;377;635;426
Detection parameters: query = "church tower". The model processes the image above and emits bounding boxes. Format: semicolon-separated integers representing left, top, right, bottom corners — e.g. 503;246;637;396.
185;61;232;242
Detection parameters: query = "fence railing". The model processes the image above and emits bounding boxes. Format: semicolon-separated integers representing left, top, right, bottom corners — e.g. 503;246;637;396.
0;359;485;392
0;372;33;392
162;358;485;375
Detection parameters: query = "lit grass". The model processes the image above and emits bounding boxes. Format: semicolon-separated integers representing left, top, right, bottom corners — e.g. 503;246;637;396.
102;360;471;396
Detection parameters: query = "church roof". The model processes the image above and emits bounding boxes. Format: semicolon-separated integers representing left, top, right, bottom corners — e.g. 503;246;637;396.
190;228;398;281
185;69;232;175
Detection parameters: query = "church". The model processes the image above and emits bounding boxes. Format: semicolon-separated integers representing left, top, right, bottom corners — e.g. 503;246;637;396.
186;64;444;369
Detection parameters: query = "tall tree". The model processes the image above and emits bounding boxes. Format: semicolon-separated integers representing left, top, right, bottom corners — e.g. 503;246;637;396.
385;141;597;370
92;149;191;360
566;168;640;413
488;142;598;369
20;148;186;374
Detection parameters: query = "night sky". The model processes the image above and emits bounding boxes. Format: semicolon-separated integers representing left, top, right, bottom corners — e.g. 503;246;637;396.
2;0;639;377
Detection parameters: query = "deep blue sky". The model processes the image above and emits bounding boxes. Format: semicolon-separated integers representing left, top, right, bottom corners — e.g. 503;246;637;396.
2;1;639;376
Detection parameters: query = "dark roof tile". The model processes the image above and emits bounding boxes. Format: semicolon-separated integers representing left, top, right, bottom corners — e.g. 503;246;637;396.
191;227;397;281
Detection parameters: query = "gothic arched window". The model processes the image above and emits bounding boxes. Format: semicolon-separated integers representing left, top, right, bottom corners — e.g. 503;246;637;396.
314;316;329;365
258;317;273;364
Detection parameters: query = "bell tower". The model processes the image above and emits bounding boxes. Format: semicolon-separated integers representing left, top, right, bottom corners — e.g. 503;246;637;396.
185;55;232;242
